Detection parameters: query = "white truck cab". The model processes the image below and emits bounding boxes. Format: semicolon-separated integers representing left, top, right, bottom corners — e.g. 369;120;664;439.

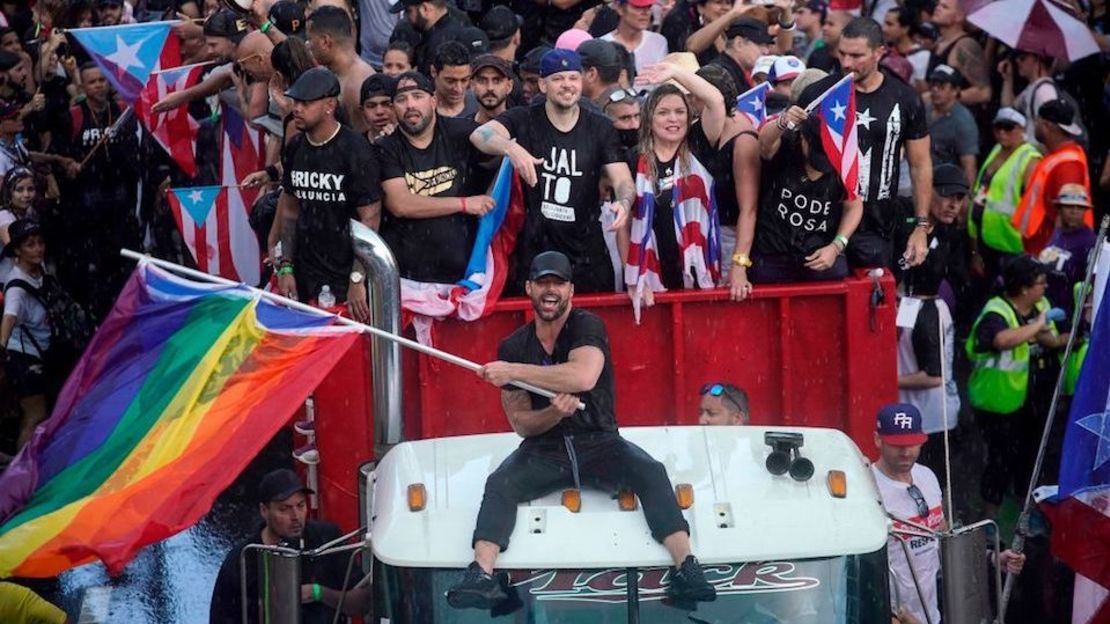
365;426;893;623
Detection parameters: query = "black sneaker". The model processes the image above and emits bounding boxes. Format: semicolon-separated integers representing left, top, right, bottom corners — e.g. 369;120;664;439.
446;562;508;609
668;556;717;603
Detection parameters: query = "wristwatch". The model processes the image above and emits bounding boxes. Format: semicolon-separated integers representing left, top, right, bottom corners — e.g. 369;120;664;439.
350;271;365;285
731;252;753;268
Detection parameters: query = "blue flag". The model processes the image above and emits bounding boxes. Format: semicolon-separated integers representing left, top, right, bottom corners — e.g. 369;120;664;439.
1059;282;1110;498
69;22;176;103
458;158;513;291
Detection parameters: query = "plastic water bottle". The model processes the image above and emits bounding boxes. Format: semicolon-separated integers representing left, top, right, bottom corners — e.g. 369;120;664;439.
1047;307;1067;323
318;285;336;309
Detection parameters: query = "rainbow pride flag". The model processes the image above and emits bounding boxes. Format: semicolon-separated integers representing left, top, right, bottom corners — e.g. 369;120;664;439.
0;262;360;577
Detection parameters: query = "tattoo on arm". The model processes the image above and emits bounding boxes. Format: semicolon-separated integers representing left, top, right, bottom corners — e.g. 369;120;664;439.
280;212;297;261
613;178;635;208
954;40;988;87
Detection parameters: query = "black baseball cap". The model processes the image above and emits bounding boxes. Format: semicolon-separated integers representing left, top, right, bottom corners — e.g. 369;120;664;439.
392;71;435;99
529;251;573;281
361;73;396;103
284;67;341;101
927;63;964;87
97;0;124;7
480;5;521;42
521;45;552;74
204;9;250;42
725;17;773;45
269;1;306;35
1038;98;1082;136
258;469;314;504
577;39;621;69
452;26;490;55
933;163;969;197
389;0;422;13
471;54;513;78
0;49;20;71
3;219;41;257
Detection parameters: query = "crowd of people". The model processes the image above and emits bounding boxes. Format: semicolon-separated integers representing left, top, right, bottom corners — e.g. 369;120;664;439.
0;0;1107;620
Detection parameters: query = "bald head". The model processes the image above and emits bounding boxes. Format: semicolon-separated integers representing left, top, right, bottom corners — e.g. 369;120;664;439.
236;31;275;80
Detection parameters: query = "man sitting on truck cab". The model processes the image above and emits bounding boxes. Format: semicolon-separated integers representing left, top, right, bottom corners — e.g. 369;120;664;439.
446;251;718;610
697;382;750;425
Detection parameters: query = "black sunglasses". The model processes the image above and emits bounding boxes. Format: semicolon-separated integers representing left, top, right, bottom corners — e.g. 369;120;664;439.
906;484;929;518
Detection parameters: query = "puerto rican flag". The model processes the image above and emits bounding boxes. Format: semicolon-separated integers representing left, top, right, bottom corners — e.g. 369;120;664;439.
136;62;209;177
69;22;182;103
166;185;257;285
812;74;860;201
1044;239;1110;624
399;158;525;344
624;155;720;324
736;82;772;128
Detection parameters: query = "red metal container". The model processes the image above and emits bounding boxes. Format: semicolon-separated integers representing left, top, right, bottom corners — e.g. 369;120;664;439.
313;275;897;531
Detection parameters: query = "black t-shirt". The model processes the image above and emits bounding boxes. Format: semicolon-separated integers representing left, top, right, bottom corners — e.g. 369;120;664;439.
754;133;845;258
209;520;350;624
708;52;752;94
497;103;624;293
497;308;617;437
281;126;381;301
65;99;141;222
800;71;927;236
415;11;469;76
902;225;951;297
910;299;943;378
377;116;485;282
627;149;683;289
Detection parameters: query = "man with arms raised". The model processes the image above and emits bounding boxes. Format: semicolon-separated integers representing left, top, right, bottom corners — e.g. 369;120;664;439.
470;49;633;294
446;251;717;609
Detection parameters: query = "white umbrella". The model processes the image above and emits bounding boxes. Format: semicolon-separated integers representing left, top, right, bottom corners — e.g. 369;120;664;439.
968;0;1100;61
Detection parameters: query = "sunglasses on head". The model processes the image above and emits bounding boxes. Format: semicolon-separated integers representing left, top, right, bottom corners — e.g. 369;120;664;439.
994;122;1020;131
700;383;744;413
608;88;638;104
906;484;929;518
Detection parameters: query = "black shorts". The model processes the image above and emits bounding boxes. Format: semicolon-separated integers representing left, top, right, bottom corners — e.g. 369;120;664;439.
5;350;47;398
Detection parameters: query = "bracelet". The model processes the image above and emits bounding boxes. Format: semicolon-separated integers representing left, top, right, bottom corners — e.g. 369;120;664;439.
460;197;468;214
260;20;273;33
778;21;796;31
265;164;279;181
834;234;849;249
277;265;294;276
311;583;321;602
914;216;929;228
731;252;753;268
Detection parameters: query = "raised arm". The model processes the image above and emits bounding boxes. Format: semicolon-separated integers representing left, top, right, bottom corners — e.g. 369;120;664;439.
635;63;727;145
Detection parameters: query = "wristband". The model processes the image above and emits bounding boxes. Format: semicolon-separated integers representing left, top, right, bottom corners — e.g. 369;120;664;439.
265;164;279;181
460;196;468;214
260;20;273;33
311;583;321;603
834;234;849;248
277;265;294;276
914;216;929;228
778;21;796;31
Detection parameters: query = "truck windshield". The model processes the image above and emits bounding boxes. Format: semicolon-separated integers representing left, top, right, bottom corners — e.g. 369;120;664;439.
374;549;890;623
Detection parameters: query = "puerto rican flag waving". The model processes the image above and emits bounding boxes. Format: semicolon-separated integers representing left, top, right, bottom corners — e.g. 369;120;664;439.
810;74;860;201
165;185;255;285
137;62;209;177
400;158;526;344
69;22;182;103
735;82;772;128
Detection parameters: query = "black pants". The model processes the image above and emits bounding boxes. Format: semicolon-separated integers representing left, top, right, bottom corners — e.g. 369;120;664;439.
472;432;690;550
749;252;849;283
977;405;1043;506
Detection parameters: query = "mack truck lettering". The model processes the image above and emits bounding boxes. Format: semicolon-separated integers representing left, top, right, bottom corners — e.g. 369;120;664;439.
507;562;821;603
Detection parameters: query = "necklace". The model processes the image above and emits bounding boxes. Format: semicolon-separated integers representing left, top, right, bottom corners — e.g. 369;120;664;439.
306;121;341;147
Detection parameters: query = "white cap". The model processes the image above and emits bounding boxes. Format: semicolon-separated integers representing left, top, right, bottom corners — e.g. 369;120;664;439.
769;55;806;84
753;55;778;77
992;107;1026;127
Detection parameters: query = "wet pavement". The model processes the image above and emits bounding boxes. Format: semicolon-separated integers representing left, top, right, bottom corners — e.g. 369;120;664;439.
28;430;294;624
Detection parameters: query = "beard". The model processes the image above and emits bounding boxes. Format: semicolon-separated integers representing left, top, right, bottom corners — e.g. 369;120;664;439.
399;110;432;136
531;292;569;321
479;91;506;111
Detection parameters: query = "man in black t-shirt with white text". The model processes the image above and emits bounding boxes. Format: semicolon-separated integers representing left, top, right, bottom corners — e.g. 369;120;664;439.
799;17;933;271
469;49;633;294
445;251;717;610
278;68;381;322
378;72;495;283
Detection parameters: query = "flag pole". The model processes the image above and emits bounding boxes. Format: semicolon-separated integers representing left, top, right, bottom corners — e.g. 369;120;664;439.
804;73;853;114
78;106;134;169
118;248;585;411
999;214;1110;620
